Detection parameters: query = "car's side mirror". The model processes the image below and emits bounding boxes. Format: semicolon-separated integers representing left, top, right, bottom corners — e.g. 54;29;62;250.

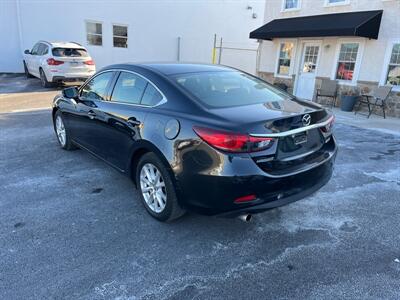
62;87;79;99
24;49;30;54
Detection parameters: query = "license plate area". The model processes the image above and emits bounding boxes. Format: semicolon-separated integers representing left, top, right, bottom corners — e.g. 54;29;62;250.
70;62;80;67
293;132;308;145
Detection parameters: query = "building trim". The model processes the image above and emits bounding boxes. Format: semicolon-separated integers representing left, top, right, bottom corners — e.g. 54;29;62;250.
281;0;302;12
380;38;400;92
85;20;104;47
324;0;350;8
274;38;298;79
357;80;379;85
330;37;366;86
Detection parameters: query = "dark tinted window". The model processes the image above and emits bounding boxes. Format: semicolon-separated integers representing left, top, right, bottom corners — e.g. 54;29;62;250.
37;44;48;56
80;72;114;101
111;72;147;104
113;25;128;48
173;71;290;108
52;48;88;57
141;84;163;106
31;43;40;55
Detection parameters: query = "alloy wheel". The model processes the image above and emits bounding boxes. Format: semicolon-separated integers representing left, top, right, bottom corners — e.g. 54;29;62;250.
55;115;66;146
140;163;167;213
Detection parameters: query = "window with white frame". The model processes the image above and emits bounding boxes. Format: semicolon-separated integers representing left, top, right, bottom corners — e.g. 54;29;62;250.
277;42;294;76
283;0;300;10
325;0;349;6
113;25;128;48
335;43;359;81
385;43;400;87
86;21;102;46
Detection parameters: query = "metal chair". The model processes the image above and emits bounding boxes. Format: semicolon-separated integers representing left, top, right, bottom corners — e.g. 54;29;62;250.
316;79;338;107
354;86;392;119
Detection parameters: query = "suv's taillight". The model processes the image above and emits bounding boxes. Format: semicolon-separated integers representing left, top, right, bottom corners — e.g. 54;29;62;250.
193;126;274;153
83;59;95;65
47;58;64;66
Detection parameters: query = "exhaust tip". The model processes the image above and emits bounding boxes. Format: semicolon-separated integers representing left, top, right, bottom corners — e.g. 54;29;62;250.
238;214;252;222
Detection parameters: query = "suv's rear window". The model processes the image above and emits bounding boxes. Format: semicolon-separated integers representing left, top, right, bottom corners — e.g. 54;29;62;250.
172;71;291;108
52;48;88;57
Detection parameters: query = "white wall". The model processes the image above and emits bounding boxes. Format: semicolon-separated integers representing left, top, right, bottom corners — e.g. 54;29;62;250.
0;0;265;73
258;0;400;83
0;1;22;72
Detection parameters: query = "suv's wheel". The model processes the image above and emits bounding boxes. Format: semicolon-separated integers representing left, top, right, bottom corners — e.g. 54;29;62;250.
39;68;52;88
53;111;76;150
23;61;33;78
136;152;185;222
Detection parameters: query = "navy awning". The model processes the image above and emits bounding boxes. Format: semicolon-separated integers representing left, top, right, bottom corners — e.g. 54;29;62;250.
250;10;383;41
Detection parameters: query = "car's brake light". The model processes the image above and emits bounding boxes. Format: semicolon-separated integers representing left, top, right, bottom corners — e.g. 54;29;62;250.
47;58;64;66
193;126;274;153
83;59;95;65
320;116;335;133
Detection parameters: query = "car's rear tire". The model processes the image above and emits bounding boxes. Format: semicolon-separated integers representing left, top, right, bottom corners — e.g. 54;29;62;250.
39;68;52;88
136;152;185;222
23;61;33;78
53;110;76;150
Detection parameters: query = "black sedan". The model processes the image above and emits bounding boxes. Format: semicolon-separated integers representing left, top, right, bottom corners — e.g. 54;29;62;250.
52;63;337;222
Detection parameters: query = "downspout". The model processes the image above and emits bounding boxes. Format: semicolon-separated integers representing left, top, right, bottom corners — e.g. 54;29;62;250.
15;0;24;71
255;40;262;75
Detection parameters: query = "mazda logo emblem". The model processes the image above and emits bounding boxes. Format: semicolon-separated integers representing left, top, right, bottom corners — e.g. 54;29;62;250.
302;114;311;126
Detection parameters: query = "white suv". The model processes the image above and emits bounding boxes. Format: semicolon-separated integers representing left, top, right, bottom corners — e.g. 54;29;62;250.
23;41;96;88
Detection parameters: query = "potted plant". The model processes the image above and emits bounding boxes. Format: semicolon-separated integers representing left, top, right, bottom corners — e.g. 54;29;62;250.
340;88;359;112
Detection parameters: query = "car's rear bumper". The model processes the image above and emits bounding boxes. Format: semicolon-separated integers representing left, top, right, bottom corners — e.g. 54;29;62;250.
176;137;337;216
215;162;333;217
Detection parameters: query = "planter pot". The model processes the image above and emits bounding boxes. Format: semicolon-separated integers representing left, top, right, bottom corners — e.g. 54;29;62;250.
340;95;359;112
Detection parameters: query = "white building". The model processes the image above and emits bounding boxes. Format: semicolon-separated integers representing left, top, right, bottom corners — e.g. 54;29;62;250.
252;0;400;117
0;0;265;74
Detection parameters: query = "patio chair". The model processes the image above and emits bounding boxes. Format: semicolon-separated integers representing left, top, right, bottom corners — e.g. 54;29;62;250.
354;86;392;119
316;79;338;107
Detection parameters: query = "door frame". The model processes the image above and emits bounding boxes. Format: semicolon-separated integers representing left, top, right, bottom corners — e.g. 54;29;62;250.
293;40;322;99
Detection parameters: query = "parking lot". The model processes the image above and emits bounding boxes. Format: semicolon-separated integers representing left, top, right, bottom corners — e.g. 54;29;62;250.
1;76;400;299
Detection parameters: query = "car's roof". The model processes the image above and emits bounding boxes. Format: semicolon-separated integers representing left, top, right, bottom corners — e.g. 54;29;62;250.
103;63;236;76
41;41;85;49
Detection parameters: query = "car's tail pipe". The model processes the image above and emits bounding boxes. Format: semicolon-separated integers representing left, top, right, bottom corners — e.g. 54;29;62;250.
238;214;252;222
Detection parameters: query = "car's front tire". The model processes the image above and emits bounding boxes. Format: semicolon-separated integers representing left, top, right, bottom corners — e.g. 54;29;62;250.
53;111;76;150
39;68;52;88
23;61;33;78
136;152;185;222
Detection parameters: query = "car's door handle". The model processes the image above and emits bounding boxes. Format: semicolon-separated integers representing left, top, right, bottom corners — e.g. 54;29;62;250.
127;118;141;126
88;110;97;119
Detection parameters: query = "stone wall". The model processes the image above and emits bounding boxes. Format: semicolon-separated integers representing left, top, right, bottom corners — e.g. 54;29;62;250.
258;72;400;118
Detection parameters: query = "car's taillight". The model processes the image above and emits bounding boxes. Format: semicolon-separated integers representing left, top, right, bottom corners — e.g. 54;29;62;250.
193;126;274;153
320;116;335;133
47;58;64;65
83;59;95;65
234;194;257;204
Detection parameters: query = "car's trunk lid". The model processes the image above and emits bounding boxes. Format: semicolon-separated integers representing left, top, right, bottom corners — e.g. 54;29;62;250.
208;99;330;161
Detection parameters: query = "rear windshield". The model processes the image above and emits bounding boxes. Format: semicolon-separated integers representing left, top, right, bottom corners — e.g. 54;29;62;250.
52;48;88;57
172;71;291;108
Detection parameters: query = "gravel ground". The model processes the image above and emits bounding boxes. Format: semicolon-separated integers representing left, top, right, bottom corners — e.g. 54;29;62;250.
0;108;399;300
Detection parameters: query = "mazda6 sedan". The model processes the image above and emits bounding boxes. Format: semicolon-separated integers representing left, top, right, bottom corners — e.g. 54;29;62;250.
52;63;337;222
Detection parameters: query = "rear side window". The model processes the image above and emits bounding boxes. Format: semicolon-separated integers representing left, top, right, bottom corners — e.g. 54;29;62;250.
37;44;48;55
31;43;40;55
52;48;88;57
141;84;163;106
111;72;147;104
80;72;114;101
